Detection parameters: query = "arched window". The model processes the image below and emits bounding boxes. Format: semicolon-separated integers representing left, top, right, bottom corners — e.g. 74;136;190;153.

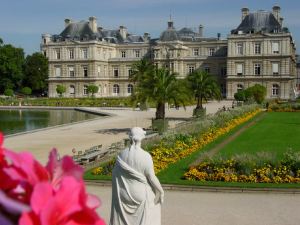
113;84;120;96
237;84;244;92
69;85;75;95
272;84;280;96
127;84;133;94
83;85;88;95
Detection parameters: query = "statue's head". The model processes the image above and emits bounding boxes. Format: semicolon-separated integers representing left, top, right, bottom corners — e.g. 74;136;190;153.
129;127;146;143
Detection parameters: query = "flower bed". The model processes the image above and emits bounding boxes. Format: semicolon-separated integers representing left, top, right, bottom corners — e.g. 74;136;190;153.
151;108;261;173
184;151;300;183
88;105;261;176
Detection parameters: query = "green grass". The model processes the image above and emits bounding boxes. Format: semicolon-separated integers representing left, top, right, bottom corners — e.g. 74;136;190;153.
84;112;300;188
216;112;300;159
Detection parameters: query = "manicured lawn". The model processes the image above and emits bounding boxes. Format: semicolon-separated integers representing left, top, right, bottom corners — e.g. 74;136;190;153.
216;112;300;159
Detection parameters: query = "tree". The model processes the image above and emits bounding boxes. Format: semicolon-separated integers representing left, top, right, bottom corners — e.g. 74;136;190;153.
247;84;267;104
23;52;48;94
56;85;66;97
87;84;99;97
132;60;188;119
0;41;25;93
187;70;221;110
21;87;32;96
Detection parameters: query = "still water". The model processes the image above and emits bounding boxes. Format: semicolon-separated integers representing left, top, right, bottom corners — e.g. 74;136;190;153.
0;109;100;135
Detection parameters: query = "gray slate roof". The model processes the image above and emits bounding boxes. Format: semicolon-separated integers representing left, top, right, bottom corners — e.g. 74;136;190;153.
60;21;96;40
57;21;145;43
232;11;282;34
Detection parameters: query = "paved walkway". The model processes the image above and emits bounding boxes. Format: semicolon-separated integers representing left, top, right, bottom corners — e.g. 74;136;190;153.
88;184;300;225
3;101;232;164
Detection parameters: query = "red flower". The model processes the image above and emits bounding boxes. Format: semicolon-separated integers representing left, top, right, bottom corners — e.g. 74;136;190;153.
19;177;106;225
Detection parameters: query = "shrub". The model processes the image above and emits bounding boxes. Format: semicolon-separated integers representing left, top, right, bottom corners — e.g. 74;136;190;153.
4;88;14;97
56;85;66;97
21;86;32;96
87;84;99;97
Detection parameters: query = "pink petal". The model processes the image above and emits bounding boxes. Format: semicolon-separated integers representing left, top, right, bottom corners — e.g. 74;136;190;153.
86;194;101;210
40;177;83;224
19;211;40;225
4;150;48;185
30;182;53;214
46;149;83;189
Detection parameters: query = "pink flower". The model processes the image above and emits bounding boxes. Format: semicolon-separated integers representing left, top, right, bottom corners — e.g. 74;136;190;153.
0;133;106;225
19;176;106;225
45;149;83;189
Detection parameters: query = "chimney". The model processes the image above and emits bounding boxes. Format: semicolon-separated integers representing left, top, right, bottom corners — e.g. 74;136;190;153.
217;33;221;40
89;16;98;33
64;18;72;27
119;26;127;39
241;7;249;21
143;32;150;42
272;5;281;22
279;17;284;27
199;24;204;37
168;20;174;29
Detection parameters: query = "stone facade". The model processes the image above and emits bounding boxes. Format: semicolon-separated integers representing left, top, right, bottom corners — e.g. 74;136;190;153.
41;5;296;99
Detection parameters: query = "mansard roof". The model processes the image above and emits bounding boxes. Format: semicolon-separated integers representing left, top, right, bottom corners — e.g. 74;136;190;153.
57;20;145;43
60;21;96;40
232;10;282;34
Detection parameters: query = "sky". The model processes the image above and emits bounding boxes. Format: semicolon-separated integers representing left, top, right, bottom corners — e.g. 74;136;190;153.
0;0;299;55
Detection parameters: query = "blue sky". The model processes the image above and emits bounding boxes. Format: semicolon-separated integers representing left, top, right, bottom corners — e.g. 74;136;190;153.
0;0;299;55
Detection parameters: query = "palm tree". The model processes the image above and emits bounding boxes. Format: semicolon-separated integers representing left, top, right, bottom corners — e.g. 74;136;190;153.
131;59;188;119
187;70;221;110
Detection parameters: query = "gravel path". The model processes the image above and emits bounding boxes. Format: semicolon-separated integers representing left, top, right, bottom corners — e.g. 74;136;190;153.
87;184;300;225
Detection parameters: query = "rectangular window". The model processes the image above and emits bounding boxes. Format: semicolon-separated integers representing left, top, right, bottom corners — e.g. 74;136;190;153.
121;51;126;58
237;43;243;55
82;48;88;59
208;48;215;56
236;64;243;75
69;49;74;59
55;49;60;59
193;48;199;56
272;63;279;75
55;67;61;77
272;42;279;54
97;66;101;76
204;66;210;73
83;66;88;77
128;69;133;78
221;67;227;76
114;68;119;77
188;65;195;74
135;50;140;58
254;43;261;54
254;63;261;75
68;66;74;77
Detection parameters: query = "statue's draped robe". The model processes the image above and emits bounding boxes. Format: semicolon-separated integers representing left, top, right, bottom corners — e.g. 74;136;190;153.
110;156;161;225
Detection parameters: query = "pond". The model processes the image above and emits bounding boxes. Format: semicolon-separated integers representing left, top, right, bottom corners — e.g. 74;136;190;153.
0;109;100;135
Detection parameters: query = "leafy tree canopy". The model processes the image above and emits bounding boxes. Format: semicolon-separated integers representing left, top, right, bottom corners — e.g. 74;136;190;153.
87;85;99;97
0;41;25;93
23;52;48;93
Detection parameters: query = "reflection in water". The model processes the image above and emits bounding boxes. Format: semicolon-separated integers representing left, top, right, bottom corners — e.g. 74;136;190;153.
0;109;99;135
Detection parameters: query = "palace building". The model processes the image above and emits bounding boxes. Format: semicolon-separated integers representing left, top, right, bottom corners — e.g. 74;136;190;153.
41;5;296;99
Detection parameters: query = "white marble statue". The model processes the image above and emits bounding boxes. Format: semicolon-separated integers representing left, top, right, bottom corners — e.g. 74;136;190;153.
110;127;164;225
